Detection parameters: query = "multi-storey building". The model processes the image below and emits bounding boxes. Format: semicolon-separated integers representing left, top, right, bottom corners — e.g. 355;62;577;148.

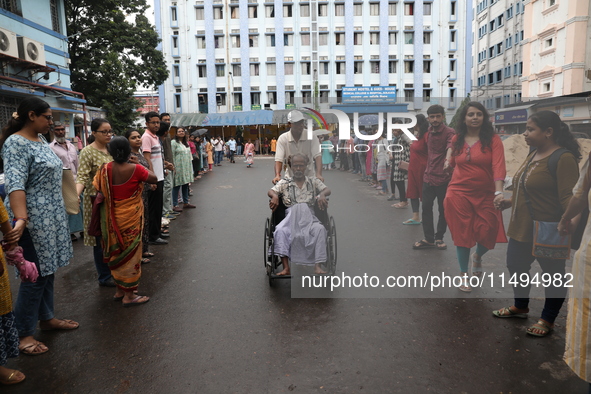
522;0;591;98
0;0;86;137
155;0;471;116
472;0;524;110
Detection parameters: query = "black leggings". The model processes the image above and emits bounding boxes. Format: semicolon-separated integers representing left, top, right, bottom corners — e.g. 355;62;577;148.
392;181;407;202
410;198;420;213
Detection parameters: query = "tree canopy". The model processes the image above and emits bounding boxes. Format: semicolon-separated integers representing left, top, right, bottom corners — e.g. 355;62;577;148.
66;0;168;132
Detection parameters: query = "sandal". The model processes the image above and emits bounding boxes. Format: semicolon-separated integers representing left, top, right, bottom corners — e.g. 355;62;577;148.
435;240;447;250
526;320;553;337
18;341;48;356
143;252;155;258
403;219;421;225
392;202;408;209
458;276;472;293
471;253;483;277
141;258;151;264
39;318;79;331
492;306;528;319
123;295;150;307
0;369;25;385
413;240;436;249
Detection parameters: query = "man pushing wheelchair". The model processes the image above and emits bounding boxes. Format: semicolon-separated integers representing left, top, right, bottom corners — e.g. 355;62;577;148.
268;153;332;276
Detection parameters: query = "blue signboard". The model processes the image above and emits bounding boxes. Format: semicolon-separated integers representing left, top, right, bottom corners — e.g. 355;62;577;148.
495;109;528;125
342;86;397;103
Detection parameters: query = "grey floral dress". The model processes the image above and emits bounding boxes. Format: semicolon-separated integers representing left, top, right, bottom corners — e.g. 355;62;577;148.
1;134;72;276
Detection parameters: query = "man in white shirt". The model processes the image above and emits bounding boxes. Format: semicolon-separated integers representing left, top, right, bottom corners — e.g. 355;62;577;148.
273;110;323;184
213;136;224;166
226;137;237;163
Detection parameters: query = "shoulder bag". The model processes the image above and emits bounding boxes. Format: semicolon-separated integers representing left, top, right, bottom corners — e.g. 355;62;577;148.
62;168;80;215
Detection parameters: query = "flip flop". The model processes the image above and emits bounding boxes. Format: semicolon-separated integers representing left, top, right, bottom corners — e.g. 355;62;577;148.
492;306;528;319
143;252;155;258
413;240;436;249
18;341;48;356
0;369;25;385
123;295;150;307
403;219;422;225
141;258;151;264
39;318;79;331
526;320;554;337
392;203;409;209
435;240;447;250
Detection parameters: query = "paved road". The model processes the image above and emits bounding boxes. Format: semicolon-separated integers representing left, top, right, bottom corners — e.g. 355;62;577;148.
6;156;588;393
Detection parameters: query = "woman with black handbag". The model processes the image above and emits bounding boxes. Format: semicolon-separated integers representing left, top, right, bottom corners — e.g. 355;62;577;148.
492;110;580;337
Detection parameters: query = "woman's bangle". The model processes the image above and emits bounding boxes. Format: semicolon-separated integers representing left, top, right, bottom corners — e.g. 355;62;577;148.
12;217;29;225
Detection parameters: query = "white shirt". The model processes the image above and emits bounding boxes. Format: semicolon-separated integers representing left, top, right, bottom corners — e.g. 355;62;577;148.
274;128;321;178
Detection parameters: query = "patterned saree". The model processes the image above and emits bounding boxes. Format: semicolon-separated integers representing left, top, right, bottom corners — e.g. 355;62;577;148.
93;164;144;291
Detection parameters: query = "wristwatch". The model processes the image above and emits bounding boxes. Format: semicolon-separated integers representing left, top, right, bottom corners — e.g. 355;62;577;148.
494;191;503;196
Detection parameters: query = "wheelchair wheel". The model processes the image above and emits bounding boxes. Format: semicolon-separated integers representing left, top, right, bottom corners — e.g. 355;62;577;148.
327;216;337;274
264;218;271;267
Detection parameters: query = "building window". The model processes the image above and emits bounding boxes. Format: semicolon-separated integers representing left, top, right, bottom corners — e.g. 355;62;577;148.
506;36;512;49
267;63;276;75
195;7;204;20
489;46;495;58
371;61;380;73
548;0;556;6
320;91;329;103
174;94;181;111
320;62;329;75
424;3;432;15
283;5;292;17
284;34;293;46
248;5;257;18
388;61;397;73
354;62;363;74
544;37;553;49
496;70;502;82
214;36;224;48
370;4;379;15
423;61;431;73
423;89;432;102
451;1;456;16
450;60;456;72
171;6;178;22
213;7;223;19
387;2;397;15
265;5;274;17
232;64;241;77
543;82;551;92
404;2;414;15
249;35;258;47
285;64;294;75
268;92;277;104
335;4;344;16
319;33;328;45
488;73;494;84
354;32;363;45
450;31;456;43
233;93;242;105
404;60;414;73
389;32;397;45
267;35;276;47
302;91;312;104
496;42;503;54
216;65;225;77
423;32;431;44
197;37;206;49
250;64;260;76
506;5;513;19
50;0;61;33
336;62;345;74
173;65;180;83
251;92;261;105
318;4;328;16
404;89;414;102
216;94;226;106
300;4;309;17
197;65;207;78
370;32;379;45
335;33;345;45
285;91;295;104
301;34;310;46
301;62;311;75
404;32;414;45
232;36;240;48
354;4;362;16
231;6;239;18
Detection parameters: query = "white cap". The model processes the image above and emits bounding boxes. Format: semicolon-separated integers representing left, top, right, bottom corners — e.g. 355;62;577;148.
288;110;305;123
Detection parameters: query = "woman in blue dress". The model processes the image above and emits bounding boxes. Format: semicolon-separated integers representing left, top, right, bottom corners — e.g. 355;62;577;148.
321;135;334;171
0;97;78;356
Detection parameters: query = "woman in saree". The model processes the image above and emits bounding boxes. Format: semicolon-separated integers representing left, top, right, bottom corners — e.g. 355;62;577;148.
93;137;157;306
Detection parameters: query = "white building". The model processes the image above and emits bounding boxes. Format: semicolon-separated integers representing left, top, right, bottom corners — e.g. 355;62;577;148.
155;0;472;115
471;0;524;110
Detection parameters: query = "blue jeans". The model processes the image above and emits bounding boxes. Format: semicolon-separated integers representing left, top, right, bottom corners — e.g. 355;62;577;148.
215;151;223;165
506;238;567;323
237;145;243;155
94;236;112;284
172;184;189;206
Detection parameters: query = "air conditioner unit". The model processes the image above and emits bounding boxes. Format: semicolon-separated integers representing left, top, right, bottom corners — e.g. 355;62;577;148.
17;37;46;66
0;28;18;58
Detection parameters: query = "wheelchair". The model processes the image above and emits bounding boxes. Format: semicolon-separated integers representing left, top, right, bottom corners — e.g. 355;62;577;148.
264;195;337;286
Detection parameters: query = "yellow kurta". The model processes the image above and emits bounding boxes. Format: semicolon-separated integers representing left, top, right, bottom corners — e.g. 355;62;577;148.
564;156;591;383
0;198;12;316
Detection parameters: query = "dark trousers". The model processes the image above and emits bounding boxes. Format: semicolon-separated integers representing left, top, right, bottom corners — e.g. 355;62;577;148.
392;181;407;202
229;150;235;163
148;180;164;241
507;238;567;323
93;236;112;284
421;182;448;243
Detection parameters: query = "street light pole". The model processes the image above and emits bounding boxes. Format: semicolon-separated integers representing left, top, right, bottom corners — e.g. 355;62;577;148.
440;74;450;106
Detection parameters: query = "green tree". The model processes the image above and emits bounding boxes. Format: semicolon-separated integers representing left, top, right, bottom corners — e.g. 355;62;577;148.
448;94;471;130
66;0;168;132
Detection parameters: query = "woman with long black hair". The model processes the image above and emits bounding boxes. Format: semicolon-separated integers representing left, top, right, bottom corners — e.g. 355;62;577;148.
493;110;580;337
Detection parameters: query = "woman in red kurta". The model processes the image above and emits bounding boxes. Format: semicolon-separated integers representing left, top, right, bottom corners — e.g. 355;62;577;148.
443;102;507;292
403;114;429;225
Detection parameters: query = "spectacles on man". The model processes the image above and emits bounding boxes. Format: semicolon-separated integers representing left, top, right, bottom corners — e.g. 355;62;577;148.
148;121;160;125
96;130;114;135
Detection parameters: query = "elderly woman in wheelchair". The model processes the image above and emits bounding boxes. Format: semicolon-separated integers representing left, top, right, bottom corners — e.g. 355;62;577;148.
267;153;331;276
